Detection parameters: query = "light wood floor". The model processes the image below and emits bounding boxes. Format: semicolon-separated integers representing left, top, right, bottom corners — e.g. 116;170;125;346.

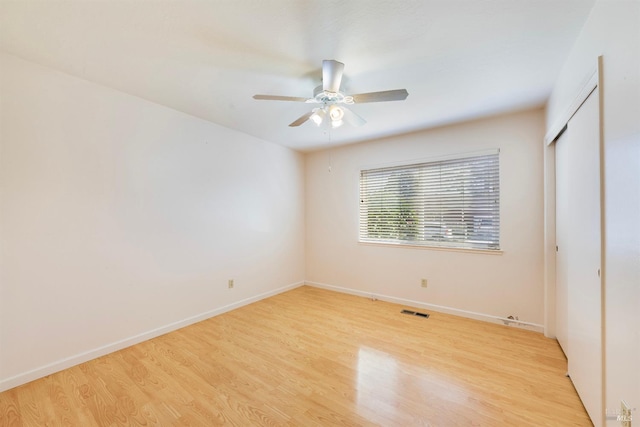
0;286;591;426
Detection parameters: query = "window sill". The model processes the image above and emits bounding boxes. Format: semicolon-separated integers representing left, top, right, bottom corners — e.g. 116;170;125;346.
358;241;504;255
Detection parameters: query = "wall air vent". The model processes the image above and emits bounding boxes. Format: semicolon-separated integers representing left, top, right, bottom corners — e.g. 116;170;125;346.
401;309;430;318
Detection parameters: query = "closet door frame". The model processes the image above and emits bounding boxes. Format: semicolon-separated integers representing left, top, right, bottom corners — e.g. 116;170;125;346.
543;57;605;426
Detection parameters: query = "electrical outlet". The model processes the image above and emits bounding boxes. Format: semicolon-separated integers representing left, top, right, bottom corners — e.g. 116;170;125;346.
228;279;234;289
421;278;428;288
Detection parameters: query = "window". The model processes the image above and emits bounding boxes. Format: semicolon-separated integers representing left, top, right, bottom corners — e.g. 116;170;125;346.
359;151;500;250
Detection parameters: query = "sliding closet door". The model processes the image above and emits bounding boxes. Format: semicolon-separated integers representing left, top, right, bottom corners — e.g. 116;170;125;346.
555;131;569;354
567;88;602;425
555;87;602;425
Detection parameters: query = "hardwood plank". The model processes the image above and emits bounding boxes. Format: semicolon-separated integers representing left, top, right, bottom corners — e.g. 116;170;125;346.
0;389;21;427
0;286;592;426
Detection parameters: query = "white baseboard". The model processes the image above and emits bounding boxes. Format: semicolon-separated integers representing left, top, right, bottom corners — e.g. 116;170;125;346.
305;280;544;333
0;281;305;393
1;279;543;392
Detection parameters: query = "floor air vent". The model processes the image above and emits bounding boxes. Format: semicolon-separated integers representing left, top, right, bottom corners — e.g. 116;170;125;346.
401;309;430;318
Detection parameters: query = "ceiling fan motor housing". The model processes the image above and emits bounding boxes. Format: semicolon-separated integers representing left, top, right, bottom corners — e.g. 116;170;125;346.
312;85;354;105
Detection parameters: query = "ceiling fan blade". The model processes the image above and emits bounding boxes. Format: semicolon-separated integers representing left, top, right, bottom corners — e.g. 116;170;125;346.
341;106;367;127
289;111;314;127
253;94;309;102
351;89;409;103
323;60;345;93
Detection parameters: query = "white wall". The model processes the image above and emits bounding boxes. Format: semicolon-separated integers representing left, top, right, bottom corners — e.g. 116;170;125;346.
305;109;545;326
545;0;640;422
0;53;305;391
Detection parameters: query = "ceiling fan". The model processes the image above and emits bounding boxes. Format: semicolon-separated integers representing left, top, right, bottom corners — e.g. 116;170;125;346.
253;60;409;128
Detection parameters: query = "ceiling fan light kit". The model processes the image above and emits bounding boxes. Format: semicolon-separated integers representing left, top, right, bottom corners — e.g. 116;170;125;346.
253;60;408;128
310;108;326;126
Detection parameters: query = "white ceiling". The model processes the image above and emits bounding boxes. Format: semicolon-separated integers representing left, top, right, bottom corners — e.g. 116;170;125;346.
0;0;595;151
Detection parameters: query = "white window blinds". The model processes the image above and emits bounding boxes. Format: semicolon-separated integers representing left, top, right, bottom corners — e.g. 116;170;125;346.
359;151;500;250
